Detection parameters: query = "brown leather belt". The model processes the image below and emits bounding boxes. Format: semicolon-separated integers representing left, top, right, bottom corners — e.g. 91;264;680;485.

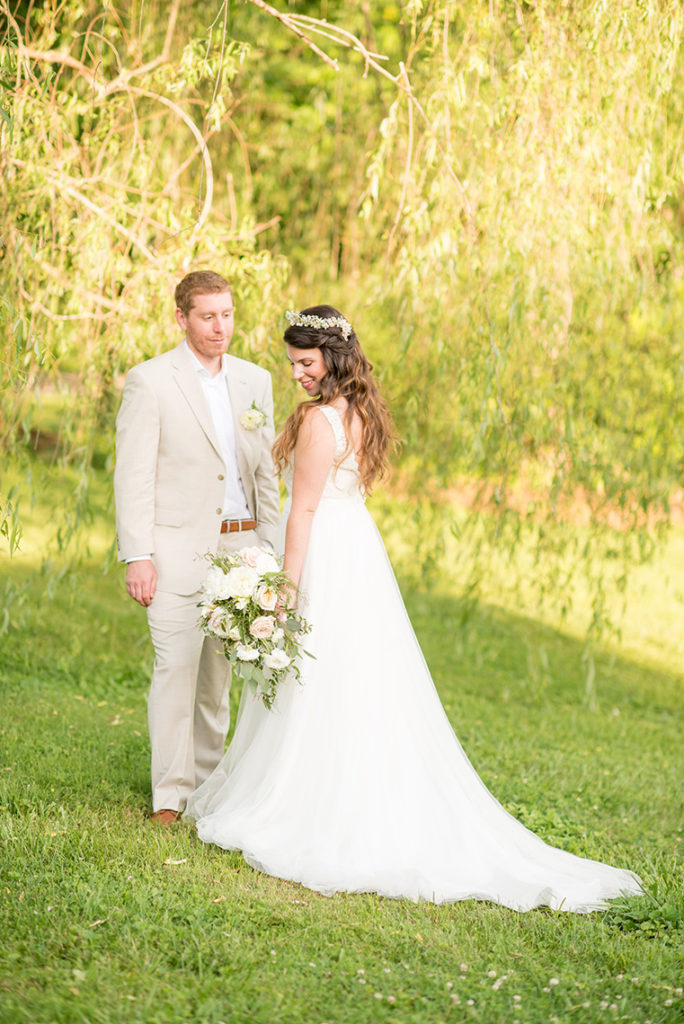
220;518;258;534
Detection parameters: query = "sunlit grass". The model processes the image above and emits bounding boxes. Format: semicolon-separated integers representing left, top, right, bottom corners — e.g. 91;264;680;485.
373;484;684;684
1;474;683;1022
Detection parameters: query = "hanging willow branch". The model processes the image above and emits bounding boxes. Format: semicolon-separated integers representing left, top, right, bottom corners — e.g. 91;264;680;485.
245;2;474;225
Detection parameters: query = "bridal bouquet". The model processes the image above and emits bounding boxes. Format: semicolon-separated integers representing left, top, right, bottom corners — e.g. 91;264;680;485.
198;546;311;709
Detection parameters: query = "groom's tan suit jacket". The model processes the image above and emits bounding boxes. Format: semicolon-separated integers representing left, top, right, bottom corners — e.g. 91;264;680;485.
114;342;280;595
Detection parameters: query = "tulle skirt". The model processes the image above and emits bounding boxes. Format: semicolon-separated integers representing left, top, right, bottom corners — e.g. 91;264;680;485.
185;495;642;911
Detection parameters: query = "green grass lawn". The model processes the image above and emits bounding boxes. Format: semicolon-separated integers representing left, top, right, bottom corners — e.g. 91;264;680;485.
1;481;683;1024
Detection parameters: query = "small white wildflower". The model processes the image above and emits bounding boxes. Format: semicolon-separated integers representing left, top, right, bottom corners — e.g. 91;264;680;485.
285;309;352;339
549;978;559;986
488;970;497;978
374;993;383;1000
513;994;521;1002
466;999;475;1006
460;963;468;972
235;643;259;661
264;649;291;670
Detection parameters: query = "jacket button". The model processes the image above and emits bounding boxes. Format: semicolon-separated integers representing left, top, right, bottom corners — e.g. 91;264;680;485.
218;474;224;480
216;508;222;515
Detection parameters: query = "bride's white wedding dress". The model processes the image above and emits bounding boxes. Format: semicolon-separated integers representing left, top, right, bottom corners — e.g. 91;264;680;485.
185;406;642;912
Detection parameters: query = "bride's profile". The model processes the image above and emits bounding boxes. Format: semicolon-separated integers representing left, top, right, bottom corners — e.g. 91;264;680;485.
185;305;642;912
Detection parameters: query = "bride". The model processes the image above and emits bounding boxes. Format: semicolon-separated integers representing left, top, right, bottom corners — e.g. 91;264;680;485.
185;305;642;912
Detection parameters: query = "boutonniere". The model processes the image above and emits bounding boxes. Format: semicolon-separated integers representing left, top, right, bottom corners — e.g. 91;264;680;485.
239;401;268;431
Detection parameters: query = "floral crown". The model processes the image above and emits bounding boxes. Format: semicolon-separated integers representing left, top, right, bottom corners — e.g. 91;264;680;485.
285;309;353;341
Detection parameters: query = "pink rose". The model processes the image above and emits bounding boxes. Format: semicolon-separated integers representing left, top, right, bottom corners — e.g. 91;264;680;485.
239;546;263;568
249;615;276;640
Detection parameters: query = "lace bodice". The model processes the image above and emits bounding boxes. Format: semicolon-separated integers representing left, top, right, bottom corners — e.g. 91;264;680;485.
283;405;364;502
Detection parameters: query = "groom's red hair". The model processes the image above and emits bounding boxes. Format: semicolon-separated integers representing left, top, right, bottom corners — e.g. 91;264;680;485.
175;271;232;315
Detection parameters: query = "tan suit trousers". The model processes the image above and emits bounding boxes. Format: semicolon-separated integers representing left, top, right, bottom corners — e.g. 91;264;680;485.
146;529;257;812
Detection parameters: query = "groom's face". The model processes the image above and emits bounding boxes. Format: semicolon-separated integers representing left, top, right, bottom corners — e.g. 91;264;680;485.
176;290;234;365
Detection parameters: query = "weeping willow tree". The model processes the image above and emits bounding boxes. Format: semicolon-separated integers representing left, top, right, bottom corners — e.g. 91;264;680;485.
354;0;684;678
1;0;683;685
0;0;404;553
0;0;291;553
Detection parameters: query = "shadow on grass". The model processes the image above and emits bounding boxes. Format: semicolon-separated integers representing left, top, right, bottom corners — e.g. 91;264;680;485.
1;557;681;836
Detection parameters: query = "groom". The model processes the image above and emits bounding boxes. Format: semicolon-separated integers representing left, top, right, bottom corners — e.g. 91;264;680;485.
114;270;280;824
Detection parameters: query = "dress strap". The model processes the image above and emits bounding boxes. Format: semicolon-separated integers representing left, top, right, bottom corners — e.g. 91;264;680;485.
316;405;347;460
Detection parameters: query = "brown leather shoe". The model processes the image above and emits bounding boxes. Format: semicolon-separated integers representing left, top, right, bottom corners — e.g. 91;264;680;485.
149;808;182;825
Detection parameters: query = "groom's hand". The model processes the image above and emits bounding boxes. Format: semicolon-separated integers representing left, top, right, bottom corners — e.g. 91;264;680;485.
125;559;158;607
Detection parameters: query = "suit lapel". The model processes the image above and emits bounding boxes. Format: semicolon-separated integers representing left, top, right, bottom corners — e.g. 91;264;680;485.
171;343;222;459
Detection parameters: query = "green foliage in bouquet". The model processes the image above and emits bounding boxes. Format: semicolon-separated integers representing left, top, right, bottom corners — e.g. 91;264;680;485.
198;546;312;710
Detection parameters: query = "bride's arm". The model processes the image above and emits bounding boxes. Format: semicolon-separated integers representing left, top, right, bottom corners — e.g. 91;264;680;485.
283;409;335;588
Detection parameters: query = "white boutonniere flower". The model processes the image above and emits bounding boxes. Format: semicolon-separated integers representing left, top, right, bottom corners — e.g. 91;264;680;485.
240;402;268;430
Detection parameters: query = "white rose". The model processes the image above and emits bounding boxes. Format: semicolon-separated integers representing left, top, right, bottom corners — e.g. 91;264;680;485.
254;583;278;611
224;565;259;598
239;407;267;430
208;606;233;637
235;643;260;661
203;565;232;601
254;551;280;575
263;649;291;670
239;546;263;567
249;615;276;640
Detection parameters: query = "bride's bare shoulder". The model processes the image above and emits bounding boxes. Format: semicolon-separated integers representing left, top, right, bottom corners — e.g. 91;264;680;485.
295;405;337;448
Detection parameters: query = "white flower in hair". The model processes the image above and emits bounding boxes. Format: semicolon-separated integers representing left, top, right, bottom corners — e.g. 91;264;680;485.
285;309;353;340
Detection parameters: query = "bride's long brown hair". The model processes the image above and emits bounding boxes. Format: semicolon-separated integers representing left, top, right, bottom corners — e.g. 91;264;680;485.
272;305;395;492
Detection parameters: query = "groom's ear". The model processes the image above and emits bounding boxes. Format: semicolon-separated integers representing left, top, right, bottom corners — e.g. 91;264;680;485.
175;307;186;332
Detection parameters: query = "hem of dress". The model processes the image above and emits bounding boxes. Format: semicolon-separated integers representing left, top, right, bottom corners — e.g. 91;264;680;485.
192;826;643;913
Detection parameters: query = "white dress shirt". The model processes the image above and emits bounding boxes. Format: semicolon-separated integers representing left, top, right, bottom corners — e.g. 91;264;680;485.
186;344;251;520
